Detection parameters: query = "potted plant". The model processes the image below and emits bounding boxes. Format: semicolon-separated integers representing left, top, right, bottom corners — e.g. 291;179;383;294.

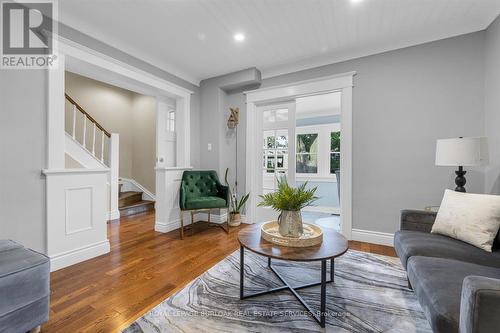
258;177;318;238
225;168;250;226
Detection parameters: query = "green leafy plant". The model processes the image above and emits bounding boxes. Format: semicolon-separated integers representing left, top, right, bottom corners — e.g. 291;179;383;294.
258;177;318;211
225;168;250;214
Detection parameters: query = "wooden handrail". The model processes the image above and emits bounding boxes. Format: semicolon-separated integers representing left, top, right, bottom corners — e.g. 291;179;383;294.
65;93;111;137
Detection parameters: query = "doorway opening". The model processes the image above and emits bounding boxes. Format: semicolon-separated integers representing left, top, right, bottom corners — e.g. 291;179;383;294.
245;72;354;239
259;92;341;230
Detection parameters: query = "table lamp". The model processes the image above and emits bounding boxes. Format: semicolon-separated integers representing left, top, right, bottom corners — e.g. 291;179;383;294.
435;137;488;192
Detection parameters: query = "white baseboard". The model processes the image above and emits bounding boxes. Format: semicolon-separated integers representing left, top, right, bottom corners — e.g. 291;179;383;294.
351;228;394;246
120;177;156;201
50;240;110;271
154;212;247;233
106;209;120;221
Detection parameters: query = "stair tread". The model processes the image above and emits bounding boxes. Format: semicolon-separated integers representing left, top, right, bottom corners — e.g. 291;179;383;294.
119;191;142;199
119;200;154;210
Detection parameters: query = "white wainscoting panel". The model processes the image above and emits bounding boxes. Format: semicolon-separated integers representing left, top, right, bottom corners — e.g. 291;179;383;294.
44;169;110;271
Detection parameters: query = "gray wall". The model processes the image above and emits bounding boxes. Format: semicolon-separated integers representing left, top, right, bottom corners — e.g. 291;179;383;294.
199;68;260;191
485;15;500;194
0;71;47;253
204;32;487;234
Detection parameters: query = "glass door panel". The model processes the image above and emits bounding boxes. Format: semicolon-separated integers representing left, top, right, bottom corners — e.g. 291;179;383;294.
257;102;296;222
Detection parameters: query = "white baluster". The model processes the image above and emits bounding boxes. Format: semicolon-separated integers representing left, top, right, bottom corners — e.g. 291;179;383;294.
72;105;76;139
101;131;105;162
92;123;96;155
83;116;87;148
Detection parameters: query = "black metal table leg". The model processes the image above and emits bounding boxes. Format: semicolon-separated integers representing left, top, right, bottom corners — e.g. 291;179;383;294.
320;260;327;327
330;258;335;282
240;253;334;327
240;246;244;300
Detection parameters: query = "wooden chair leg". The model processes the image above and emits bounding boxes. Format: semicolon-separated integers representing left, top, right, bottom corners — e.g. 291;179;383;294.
224;208;230;234
190;211;195;236
180;210;184;240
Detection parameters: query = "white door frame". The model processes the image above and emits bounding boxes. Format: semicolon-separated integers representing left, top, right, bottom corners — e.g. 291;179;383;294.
245;72;355;239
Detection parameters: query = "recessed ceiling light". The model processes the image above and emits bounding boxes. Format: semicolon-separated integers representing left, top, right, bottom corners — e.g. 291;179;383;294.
350;0;364;4
234;33;245;42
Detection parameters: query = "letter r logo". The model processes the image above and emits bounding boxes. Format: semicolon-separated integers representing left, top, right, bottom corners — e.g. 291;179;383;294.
2;1;53;55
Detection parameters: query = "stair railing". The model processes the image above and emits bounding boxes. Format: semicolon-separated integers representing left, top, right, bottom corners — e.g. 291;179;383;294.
65;93;111;163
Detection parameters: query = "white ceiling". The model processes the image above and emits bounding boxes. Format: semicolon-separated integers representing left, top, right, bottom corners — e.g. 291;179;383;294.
59;0;500;85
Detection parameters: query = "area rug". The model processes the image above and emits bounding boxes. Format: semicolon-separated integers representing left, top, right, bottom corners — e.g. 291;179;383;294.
122;250;431;332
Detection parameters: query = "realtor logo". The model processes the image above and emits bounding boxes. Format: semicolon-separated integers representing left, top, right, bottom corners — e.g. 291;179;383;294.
1;0;58;69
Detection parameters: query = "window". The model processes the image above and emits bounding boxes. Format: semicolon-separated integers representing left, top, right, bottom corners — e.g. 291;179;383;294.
296;133;318;173
295;124;340;179
263;131;288;173
330;131;340;173
168;109;175;132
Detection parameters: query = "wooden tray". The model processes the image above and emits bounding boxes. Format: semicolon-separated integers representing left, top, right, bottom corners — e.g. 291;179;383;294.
261;221;323;247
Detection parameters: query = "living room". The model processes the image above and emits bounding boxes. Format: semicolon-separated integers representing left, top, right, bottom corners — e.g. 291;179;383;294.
1;0;500;332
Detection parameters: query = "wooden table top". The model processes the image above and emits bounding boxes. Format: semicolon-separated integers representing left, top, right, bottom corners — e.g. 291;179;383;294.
238;222;349;262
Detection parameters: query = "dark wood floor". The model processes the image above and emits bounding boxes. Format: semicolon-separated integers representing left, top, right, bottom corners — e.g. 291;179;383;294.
43;211;395;333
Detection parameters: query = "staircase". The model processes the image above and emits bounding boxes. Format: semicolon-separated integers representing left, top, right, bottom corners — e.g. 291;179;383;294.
64;93;120;220
119;191;155;217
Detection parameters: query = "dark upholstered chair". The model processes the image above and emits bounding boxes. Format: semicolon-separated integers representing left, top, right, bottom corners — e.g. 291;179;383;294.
179;170;229;239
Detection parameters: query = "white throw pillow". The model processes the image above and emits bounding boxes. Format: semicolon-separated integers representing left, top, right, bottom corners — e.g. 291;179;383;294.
431;189;500;252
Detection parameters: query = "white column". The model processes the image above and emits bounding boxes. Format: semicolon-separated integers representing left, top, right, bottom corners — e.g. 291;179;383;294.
175;94;191;167
108;133;120;220
47;53;65;169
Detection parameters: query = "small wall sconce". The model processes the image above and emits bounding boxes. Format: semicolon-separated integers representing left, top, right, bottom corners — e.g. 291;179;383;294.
227;107;240;129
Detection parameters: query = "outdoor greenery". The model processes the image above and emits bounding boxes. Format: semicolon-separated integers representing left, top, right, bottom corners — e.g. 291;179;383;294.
224;168;250;214
330;131;341;173
258;177;318;211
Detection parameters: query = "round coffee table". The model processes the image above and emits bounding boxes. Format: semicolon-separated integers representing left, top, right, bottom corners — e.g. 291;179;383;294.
238;222;348;328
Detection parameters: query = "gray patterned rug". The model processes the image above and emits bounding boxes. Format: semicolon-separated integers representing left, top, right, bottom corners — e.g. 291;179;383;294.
123;250;431;332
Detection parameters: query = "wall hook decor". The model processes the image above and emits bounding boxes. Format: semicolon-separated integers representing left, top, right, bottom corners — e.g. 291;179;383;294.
227;107;240;129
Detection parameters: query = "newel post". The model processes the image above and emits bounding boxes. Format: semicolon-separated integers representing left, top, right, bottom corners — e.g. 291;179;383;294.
109;133;120;220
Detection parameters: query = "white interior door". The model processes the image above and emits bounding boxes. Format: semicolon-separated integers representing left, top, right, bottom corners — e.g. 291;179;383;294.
256;101;296;222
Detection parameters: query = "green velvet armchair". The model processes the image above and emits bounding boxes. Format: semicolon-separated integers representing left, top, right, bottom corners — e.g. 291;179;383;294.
179;170;230;239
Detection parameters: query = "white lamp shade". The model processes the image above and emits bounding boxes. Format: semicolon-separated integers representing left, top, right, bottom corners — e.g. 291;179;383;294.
435;137;489;167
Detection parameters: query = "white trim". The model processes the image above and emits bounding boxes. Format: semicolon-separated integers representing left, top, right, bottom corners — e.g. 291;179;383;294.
43;168;109;175
351;229;395;247
154;166;194;171
57;35;199;89
296;176;337;182
154;213;248;233
107;209;120;221
245;72;355;102
246;72;354;240
119;177;156;201
50;239;110;272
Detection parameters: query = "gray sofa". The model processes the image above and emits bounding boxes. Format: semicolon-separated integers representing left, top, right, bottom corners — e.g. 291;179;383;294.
0;240;50;333
395;210;500;333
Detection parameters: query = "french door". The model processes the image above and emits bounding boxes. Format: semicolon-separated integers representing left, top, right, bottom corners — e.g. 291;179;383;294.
256;101;296;222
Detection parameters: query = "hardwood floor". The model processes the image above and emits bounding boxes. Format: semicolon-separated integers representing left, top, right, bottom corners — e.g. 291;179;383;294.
43;211;395;333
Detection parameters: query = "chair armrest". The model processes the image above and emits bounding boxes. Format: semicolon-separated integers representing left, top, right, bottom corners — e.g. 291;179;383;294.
179;182;187;210
217;184;230;207
400;209;437;233
460;276;500;333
